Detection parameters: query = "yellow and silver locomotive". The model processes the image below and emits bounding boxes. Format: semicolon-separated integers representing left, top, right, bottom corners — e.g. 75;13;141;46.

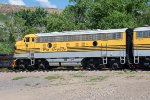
13;27;150;70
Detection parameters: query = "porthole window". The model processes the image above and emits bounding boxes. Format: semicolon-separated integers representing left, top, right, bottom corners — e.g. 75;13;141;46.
48;43;52;48
93;41;98;47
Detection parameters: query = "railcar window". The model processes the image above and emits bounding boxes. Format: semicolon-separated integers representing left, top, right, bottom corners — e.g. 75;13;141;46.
136;32;142;38
63;36;67;41
41;37;44;42
148;31;150;37
116;33;122;39
52;36;56;42
55;36;60;41
87;34;91;40
40;37;44;42
96;33;101;40
79;35;82;41
44;37;48;42
136;31;150;38
112;33;116;39
36;38;40;42
143;31;148;37
74;35;78;41
101;34;107;40
48;37;51;42
93;34;97;40
106;33;122;40
107;34;112;39
36;32;123;43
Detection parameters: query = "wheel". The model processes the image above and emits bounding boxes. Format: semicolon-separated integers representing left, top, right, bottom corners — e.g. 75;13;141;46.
39;63;47;70
16;59;31;71
143;62;150;70
18;63;26;71
82;58;101;70
111;63;119;70
17;60;26;70
35;59;50;70
110;59;121;70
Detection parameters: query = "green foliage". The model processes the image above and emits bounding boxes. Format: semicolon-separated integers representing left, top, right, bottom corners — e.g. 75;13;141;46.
89;76;108;82
4;15;26;41
46;13;76;32
0;12;8;23
15;8;47;27
0;42;15;54
73;71;86;77
98;11;136;29
12;76;27;80
139;9;150;26
45;76;63;80
86;0;150;29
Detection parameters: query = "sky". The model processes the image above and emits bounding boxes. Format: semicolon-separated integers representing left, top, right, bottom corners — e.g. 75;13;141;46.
0;0;70;9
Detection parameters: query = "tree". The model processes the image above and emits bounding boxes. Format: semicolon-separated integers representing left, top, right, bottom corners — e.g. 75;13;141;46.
4;15;26;41
63;0;93;30
86;0;150;29
138;9;150;26
15;8;48;32
46;13;76;32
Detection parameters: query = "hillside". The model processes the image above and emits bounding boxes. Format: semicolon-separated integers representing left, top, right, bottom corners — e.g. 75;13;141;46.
0;4;63;13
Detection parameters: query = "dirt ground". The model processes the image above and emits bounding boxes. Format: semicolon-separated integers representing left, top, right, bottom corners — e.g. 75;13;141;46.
0;70;149;100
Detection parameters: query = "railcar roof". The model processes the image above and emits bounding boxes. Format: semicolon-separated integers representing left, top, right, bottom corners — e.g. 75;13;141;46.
36;28;127;37
134;27;150;31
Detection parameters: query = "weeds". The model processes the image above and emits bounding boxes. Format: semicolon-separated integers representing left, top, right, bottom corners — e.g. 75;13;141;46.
12;76;27;80
89;76;108;82
45;76;63;80
73;71;86;77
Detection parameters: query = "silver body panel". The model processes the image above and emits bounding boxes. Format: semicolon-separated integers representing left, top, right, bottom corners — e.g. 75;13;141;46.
14;50;126;59
14;50;126;66
134;50;150;56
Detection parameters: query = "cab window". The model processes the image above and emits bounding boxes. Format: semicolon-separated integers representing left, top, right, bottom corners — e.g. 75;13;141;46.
32;38;35;42
25;37;30;42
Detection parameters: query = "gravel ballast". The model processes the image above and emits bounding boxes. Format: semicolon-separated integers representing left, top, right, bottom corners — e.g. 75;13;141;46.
0;71;149;100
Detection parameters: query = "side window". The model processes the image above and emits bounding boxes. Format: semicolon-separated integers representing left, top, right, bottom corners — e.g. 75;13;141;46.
116;33;122;39
32;38;35;42
136;31;142;38
48;43;52;48
136;31;150;38
25;37;30;42
101;33;107;40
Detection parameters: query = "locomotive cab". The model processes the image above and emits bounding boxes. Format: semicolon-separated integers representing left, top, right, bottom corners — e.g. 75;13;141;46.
15;34;37;54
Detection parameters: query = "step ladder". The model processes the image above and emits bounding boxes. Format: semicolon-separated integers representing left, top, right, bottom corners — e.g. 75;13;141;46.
120;46;126;64
134;46;139;64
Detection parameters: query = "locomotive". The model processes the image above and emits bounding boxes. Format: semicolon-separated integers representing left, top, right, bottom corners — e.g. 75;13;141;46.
12;27;150;70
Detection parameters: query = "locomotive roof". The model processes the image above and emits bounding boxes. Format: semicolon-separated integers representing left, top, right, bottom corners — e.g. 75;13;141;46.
36;28;127;37
134;27;150;31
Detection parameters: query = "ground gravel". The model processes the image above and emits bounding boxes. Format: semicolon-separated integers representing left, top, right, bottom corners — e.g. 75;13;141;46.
0;71;149;100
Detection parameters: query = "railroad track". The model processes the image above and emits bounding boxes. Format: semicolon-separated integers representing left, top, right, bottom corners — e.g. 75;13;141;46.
0;67;149;73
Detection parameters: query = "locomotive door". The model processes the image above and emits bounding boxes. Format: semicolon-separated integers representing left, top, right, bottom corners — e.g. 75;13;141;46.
126;28;134;64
